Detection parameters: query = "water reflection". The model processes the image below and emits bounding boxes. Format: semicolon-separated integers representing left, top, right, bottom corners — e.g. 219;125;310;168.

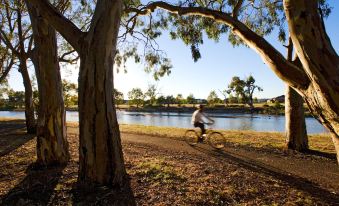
0;110;327;134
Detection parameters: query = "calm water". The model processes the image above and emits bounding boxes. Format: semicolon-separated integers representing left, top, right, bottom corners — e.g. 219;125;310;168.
0;111;327;134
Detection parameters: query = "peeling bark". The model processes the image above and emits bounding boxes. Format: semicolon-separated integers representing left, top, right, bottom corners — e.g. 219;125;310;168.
284;0;339;163
27;3;70;165
27;0;127;185
77;0;126;186
285;39;308;151
285;86;308;151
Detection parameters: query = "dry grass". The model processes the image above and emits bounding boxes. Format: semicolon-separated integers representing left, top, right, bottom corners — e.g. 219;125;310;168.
0;119;338;205
116;124;335;154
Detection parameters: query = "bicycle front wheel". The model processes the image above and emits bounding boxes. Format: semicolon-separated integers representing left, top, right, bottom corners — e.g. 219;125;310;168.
184;130;199;145
208;132;225;149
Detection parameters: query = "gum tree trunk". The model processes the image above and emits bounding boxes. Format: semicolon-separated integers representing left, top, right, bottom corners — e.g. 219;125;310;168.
285;39;308;151
28;4;70;165
77;0;126;185
19;59;36;134
28;0;126;186
285;86;308;151
284;0;339;163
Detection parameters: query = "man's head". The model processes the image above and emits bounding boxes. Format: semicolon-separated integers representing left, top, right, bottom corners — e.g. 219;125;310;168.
198;104;204;111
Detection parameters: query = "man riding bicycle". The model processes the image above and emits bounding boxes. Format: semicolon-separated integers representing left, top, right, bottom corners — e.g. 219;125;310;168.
191;104;214;142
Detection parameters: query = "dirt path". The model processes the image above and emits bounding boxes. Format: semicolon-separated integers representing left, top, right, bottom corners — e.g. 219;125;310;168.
121;133;339;193
0;120;338;205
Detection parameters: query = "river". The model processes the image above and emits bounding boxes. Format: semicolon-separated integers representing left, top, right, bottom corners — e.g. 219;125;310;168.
0;110;327;134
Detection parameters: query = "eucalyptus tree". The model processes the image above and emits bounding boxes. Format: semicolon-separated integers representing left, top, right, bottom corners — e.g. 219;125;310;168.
27;0;174;186
227;75;262;108
128;88;144;108
0;0;36;133
207;90;220;106
145;84;159;105
28;0;127;185
133;0;339;161
285;38;308;151
131;0;308;151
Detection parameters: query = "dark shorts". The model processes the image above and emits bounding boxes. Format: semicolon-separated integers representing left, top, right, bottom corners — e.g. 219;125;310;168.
193;122;206;134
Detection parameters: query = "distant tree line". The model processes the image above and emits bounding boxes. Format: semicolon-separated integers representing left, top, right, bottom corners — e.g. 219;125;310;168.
1;76;263;110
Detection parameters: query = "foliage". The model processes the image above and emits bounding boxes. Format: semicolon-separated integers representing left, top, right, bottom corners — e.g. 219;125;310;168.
144;84;158;105
62;80;78;108
165;95;175;107
207;90;221;106
113;88;124;105
156;95;166;106
175;94;185;106
128;88;144;108
186;93;196;104
227;75;262;108
7;90;25;108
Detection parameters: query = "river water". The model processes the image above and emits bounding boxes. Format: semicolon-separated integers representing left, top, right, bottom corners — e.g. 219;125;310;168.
0;110;327;134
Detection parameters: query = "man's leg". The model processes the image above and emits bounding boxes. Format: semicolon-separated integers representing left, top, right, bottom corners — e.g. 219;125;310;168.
194;122;205;142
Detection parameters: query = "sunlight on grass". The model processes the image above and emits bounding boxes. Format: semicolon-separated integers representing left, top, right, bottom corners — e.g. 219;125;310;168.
117;124;335;154
131;158;186;183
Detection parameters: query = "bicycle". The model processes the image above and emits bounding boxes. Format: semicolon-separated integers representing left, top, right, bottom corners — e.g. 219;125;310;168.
184;123;225;149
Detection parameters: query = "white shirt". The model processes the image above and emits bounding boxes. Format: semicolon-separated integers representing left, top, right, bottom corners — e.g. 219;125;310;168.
191;110;207;124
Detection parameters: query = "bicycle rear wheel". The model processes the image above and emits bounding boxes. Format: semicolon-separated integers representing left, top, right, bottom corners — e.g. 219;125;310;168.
184;130;199;145
208;132;225;149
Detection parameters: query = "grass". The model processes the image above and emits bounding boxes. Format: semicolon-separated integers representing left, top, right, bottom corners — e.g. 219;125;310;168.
0;118;338;205
1;117;335;154
117;123;335;154
130;157;186;184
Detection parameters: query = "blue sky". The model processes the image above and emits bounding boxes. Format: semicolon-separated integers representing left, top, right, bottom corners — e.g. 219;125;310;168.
8;0;339;100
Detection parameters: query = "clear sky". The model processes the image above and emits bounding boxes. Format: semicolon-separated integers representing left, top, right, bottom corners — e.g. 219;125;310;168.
7;0;339;100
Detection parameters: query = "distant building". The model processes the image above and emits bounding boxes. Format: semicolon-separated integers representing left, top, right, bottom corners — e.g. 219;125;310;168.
196;99;207;104
257;98;269;103
267;95;285;103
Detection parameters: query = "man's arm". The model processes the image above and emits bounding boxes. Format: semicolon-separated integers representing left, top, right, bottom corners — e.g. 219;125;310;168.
202;112;214;123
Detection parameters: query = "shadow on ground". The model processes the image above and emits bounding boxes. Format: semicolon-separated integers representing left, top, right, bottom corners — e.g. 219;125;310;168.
0;120;34;157
0;163;66;205
71;177;136;206
305;149;337;160
189;144;339;205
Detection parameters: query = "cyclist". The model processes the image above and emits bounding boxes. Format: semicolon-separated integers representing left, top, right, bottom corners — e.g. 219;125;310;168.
191;104;214;142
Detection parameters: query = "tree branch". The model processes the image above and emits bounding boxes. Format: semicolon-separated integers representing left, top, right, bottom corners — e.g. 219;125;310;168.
134;1;310;89
0;57;14;83
26;0;84;52
232;0;244;19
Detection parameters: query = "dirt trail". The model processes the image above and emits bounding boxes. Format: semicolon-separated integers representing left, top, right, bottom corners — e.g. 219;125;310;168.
121;132;339;193
1;120;338;205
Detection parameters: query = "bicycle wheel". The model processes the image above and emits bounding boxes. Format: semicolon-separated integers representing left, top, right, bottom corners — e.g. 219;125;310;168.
208;132;225;149
184;130;199;145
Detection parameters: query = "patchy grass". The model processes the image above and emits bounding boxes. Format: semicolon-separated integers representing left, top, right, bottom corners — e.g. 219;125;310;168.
0;119;337;205
130;157;186;184
116;124;335;154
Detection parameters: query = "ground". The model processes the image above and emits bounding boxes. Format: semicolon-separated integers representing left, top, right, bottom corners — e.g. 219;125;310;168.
0;119;338;205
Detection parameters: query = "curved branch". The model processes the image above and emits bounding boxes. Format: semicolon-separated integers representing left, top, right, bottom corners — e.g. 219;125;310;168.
0;58;14;83
135;1;310;89
26;0;84;52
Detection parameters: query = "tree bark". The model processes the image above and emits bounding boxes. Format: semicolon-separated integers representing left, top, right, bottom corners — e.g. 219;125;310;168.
284;0;339;163
27;3;70;165
19;59;36;134
285;86;308;151
285;38;308;151
78;0;126;186
28;0;127;186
